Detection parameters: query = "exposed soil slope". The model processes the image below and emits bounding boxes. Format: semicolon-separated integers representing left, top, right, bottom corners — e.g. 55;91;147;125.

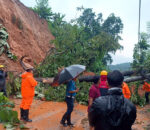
0;0;54;71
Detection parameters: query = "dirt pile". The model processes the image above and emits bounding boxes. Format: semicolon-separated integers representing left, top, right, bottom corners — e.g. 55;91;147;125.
0;0;54;71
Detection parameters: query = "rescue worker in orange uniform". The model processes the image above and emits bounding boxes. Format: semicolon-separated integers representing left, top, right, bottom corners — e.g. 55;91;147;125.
20;66;37;122
143;81;150;103
122;82;131;99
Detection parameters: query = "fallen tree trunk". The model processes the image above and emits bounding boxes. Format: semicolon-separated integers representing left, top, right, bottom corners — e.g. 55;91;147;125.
124;73;150;83
122;70;136;76
35;73;150;85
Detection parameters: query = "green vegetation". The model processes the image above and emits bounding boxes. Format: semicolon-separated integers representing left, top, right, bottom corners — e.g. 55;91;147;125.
129;82;146;107
31;0;53;20
33;0;123;75
0;93;19;128
0;24;17;60
130;22;150;107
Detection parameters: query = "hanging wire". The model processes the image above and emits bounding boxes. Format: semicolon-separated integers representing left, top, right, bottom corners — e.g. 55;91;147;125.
138;0;141;43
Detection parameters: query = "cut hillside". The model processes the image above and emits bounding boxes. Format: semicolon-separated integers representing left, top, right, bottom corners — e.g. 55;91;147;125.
0;0;54;71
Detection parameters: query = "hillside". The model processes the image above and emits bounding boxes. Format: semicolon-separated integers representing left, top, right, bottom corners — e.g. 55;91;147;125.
108;62;131;71
0;0;54;71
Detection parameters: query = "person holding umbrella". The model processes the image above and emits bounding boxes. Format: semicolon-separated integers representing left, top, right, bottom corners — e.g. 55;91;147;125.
59;65;86;127
60;78;79;127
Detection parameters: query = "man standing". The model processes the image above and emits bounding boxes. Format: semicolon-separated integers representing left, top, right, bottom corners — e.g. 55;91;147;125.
60;78;79;127
88;76;100;130
89;70;136;130
0;65;7;96
20;66;37;122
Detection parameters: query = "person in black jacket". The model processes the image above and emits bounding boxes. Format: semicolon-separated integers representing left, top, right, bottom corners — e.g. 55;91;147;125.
89;70;136;130
0;65;7;96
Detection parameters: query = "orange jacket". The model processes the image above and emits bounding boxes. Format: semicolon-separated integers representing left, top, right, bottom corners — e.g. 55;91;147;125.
21;72;37;97
143;82;150;92
122;82;131;99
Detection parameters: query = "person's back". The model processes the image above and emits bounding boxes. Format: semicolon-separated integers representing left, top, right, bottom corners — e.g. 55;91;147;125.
89;70;136;130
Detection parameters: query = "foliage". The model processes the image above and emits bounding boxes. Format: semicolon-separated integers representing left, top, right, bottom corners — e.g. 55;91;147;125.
17;17;23;30
131;22;150;106
76;81;91;105
35;7;123;79
0;24;17;60
0;93;20;128
129;82;146;107
132;25;150;71
32;3;124;104
42;81;91;105
32;0;53;20
6;72;21;96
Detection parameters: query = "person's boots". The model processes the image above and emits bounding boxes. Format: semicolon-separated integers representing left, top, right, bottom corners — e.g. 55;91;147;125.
60;113;68;127
23;109;32;122
20;108;24;120
67;114;74;127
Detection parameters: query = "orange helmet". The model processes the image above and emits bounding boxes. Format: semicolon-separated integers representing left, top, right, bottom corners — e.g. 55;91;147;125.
100;70;107;76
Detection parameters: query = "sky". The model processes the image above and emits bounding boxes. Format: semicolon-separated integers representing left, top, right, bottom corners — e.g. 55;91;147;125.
20;0;150;65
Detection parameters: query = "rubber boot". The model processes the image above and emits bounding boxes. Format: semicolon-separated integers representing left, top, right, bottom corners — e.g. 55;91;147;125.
60;113;68;127
20;108;24;120
67;114;74;127
23;109;32;122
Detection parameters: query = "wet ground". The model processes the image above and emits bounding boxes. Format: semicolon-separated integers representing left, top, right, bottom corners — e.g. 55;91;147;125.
0;98;150;130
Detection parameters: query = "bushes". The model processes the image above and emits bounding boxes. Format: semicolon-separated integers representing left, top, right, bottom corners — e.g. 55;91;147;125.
129;82;146;107
6;72;21;96
11;14;23;30
0;93;19;127
39;81;91;105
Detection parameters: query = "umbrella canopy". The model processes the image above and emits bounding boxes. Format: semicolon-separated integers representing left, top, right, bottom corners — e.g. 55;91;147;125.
58;64;86;84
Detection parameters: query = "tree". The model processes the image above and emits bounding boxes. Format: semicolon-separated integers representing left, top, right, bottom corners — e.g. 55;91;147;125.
35;7;124;76
132;32;150;71
33;0;53;20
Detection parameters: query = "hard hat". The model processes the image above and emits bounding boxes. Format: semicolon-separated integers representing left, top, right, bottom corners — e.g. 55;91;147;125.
0;65;5;68
100;70;107;76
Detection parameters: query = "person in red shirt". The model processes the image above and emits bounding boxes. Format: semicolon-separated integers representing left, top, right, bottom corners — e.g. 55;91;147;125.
88;76;100;130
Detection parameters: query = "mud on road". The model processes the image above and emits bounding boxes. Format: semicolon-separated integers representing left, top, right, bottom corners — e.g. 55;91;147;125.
0;99;150;130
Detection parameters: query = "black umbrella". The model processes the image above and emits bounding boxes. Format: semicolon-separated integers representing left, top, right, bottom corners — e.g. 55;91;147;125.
58;64;86;84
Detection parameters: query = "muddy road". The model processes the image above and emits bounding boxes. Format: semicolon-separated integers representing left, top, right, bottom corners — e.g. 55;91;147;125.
0;99;150;130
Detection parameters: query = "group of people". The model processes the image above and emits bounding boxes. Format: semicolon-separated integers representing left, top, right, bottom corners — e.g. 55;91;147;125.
60;70;136;129
0;64;150;130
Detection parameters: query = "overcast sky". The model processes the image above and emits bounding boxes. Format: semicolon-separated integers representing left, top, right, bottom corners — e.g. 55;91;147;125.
20;0;150;65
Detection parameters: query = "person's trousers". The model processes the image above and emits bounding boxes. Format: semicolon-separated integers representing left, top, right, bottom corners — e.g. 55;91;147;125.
61;97;74;123
20;96;33;109
145;92;150;103
0;84;7;97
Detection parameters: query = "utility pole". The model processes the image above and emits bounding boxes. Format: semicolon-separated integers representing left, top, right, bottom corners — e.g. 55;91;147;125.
138;0;141;43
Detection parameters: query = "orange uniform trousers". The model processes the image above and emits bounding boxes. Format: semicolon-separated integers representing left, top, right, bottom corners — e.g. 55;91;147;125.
20;96;34;110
